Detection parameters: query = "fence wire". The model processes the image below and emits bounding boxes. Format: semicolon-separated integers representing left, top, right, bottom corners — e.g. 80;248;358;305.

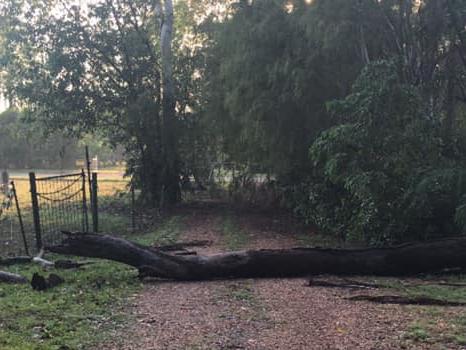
0;183;31;256
35;172;88;247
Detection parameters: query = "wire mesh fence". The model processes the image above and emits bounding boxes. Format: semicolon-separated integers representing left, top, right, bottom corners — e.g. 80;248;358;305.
0;182;31;256
0;168;164;256
32;171;89;248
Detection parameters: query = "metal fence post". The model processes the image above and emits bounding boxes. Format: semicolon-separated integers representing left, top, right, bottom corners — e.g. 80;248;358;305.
85;146;93;206
11;181;30;256
91;172;98;233
81;170;89;232
131;183;136;233
29;172;42;250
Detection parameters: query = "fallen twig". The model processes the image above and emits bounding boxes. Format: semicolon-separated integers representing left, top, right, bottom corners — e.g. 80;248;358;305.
348;295;466;306
54;259;95;269
308;278;382;289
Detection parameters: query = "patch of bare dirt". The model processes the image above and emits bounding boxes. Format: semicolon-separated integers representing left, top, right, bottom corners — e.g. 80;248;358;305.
252;278;413;350
234;212;305;250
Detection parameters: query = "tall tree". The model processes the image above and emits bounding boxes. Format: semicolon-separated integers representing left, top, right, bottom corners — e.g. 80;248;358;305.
158;0;180;205
0;0;211;206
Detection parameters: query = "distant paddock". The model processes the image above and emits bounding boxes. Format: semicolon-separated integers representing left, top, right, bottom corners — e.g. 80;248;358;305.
8;169;128;209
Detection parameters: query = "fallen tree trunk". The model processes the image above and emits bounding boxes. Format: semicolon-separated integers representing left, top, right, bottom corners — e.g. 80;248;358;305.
0;256;32;266
48;233;466;280
0;271;28;284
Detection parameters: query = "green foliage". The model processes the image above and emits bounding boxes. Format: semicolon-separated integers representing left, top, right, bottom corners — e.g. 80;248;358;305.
0;0;216;205
306;61;466;243
0;109;121;169
201;0;466;244
455;203;466;232
2;0;466;242
406;324;430;342
203;0;365;179
0;109;78;169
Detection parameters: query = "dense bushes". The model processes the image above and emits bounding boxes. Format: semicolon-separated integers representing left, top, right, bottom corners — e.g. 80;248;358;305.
205;0;466;245
293;62;466;244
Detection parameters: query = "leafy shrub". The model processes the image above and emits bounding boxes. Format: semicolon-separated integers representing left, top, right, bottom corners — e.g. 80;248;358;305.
294;61;466;244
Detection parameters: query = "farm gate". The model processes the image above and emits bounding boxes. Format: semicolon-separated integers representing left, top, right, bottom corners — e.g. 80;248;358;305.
29;171;98;250
0;171;98;257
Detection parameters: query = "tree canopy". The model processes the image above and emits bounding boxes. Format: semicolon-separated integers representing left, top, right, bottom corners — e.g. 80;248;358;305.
1;0;466;243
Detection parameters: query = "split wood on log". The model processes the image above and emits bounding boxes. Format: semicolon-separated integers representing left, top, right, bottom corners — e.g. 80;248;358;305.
47;233;466;280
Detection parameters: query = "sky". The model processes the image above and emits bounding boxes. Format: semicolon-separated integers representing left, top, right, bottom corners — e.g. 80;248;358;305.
0;96;8;113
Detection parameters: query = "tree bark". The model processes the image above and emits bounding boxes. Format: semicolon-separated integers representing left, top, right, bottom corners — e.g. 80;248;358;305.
0;256;32;266
159;0;180;206
48;233;466;280
0;271;28;284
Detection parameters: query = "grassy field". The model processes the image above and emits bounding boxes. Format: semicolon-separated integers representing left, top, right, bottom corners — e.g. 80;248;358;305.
11;171;129;208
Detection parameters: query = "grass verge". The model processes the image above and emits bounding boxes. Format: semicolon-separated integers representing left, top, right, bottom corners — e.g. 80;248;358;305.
0;261;140;350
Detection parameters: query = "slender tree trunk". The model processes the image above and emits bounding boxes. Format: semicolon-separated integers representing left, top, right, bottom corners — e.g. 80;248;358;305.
443;58;456;142
160;0;180;207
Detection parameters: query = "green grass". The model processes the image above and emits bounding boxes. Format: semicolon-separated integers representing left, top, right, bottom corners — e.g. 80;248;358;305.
405;323;430;342
219;281;269;324
384;275;466;348
382;276;466;304
0;261;140;350
296;232;340;248
98;212;132;234
0;212;186;350
129;215;184;246
226;283;255;303
334;275;466;347
220;215;249;250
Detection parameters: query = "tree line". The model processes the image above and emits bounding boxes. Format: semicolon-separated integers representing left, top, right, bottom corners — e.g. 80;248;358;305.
0;109;122;169
1;0;465;244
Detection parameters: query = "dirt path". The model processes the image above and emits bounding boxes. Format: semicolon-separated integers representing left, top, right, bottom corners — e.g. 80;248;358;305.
101;204;465;350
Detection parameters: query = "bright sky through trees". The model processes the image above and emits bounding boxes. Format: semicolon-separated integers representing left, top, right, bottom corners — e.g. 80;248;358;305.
0;96;8;112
